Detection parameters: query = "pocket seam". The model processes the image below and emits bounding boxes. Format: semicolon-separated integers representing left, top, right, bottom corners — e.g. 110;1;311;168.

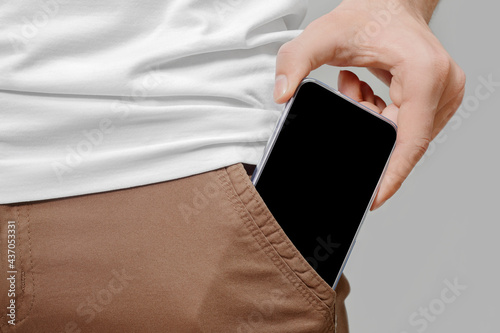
236;166;336;299
217;165;335;332
249;181;335;297
0;205;36;331
18;205;35;326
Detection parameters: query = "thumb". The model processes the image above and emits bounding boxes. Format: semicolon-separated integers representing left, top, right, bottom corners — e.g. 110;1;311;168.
272;10;390;104
273;16;346;104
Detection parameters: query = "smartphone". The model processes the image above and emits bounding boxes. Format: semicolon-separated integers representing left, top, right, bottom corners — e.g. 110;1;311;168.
251;78;397;289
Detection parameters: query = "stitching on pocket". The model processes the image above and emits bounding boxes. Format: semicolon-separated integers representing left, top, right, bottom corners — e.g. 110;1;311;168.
16;205;35;326
217;166;335;332
0;206;36;331
241;168;336;302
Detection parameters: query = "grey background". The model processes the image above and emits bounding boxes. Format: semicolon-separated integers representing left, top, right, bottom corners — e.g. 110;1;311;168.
300;1;499;332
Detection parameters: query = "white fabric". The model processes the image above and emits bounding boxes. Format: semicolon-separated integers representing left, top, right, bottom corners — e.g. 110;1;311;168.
0;0;307;203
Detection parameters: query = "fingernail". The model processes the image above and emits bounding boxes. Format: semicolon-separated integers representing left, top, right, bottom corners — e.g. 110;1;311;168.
371;200;384;211
273;75;288;101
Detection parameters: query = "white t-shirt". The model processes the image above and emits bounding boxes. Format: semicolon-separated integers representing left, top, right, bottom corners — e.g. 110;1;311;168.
0;0;307;204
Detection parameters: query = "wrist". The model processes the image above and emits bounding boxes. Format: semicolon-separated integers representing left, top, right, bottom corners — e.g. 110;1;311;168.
407;0;439;23
339;0;437;23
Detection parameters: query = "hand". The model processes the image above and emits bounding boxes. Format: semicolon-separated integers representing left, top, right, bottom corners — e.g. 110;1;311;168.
337;70;387;115
273;0;466;210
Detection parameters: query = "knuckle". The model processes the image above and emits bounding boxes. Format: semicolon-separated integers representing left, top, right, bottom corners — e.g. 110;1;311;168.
384;167;406;193
277;39;315;75
455;67;467;95
277;41;298;57
397;136;431;170
413;49;451;80
444;109;456;122
277;39;307;63
386;136;432;191
409;136;431;163
430;52;452;78
411;49;452;89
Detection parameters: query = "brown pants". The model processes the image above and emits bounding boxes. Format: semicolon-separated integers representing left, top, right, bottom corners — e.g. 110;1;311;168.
0;163;350;332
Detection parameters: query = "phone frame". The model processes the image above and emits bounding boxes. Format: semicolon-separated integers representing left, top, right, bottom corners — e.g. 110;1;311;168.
251;77;397;289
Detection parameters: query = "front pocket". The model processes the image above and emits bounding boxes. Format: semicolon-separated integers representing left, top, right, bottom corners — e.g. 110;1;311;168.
0;204;35;331
219;164;337;330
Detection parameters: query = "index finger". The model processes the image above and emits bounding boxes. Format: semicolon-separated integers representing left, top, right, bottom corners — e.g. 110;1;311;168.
371;67;444;210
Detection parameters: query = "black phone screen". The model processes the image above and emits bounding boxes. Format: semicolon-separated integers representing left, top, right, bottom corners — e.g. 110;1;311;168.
253;80;397;288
